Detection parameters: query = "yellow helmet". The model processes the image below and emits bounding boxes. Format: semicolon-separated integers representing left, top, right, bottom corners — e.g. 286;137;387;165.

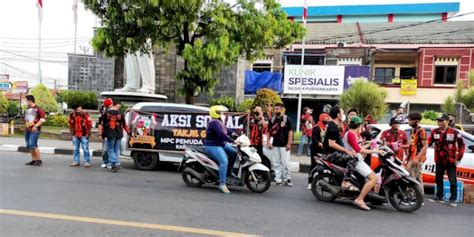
210;105;228;119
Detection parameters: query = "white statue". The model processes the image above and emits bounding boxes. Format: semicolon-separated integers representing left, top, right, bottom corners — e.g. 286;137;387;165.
116;50;155;94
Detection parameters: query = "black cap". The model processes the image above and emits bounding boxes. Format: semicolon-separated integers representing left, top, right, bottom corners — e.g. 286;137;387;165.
437;114;450;121
390;117;400;125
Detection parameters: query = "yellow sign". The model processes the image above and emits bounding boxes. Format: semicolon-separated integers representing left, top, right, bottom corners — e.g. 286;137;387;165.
401;79;417;95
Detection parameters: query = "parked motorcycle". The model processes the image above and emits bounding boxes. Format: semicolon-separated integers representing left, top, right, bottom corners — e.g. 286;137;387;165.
310;146;423;213
179;135;272;193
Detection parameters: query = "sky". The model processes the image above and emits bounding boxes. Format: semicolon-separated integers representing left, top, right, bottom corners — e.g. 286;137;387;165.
0;0;473;90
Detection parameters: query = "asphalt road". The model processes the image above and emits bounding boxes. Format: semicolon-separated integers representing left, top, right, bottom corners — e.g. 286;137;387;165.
1;152;473;237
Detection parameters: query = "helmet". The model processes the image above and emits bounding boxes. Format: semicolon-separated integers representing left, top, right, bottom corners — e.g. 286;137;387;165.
210;105;228;119
350;116;363;125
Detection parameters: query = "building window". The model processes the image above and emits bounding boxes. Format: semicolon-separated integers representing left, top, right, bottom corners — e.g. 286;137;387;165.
434;66;457;84
286;55;325;65
375;67;395;84
252;63;272;73
400;67;416;79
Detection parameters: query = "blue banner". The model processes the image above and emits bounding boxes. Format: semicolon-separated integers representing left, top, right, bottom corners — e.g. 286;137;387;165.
344;65;370;90
244;70;282;94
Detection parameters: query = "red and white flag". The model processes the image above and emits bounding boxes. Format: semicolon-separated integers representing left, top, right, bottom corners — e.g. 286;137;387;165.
73;0;79;24
303;0;308;21
37;0;43;22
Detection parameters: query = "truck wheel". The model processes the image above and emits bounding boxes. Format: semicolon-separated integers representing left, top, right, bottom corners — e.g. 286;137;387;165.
132;152;159;171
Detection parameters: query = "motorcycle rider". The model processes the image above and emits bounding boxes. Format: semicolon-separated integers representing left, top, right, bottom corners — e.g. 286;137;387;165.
203;105;238;194
342;116;380;211
308;113;330;189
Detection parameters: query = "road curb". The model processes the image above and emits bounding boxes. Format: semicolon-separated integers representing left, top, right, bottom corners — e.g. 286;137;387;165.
0;144;310;173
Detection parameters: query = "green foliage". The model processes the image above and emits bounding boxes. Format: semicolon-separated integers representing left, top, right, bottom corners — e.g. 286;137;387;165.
252;88;283;109
84;0;304;104
340;80;388;120
0;93;7;114
442;96;456;115
209;96;236;111
453;80;474;111
422;110;440;121
43;114;68;128
7;100;20;117
59;90;98;109
119;103;128;115
29;84;59;113
237;99;254;112
421;118;437;126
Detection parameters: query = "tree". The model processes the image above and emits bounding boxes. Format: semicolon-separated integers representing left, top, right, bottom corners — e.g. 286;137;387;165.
442;96;455;115
252;88;282;108
59;90;98;109
340;79;388;121
0;93;8;114
84;0;304;104
29;84;59;113
237;98;254;112
209;96;235;111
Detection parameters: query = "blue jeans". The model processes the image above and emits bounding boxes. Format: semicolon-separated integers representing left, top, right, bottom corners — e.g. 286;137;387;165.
102;138;108;165
204;144;237;185
106;138;121;166
25;130;41;149
297;135;311;156
73;136;90;163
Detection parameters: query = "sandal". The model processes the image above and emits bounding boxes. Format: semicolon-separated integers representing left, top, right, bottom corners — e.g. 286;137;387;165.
353;200;371;211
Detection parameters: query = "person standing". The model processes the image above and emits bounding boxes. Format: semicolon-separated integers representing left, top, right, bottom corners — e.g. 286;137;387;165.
407;112;428;191
428;114;465;207
98;98;113;168
24;95;46;166
268;103;293;187
68;104;93;167
343;108;358;133
249;106;271;170
101;100;129;173
298;107;314;157
380;118;408;162
307;113;330;189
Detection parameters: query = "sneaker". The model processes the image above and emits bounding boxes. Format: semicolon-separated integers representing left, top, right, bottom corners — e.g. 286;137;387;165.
111;165;121;173
306;183;312;190
285;180;294;187
100;164;107;168
449;200;458;207
428;197;445;203
275;180;283;186
84;162;91;168
32;160;43;166
218;185;231;194
70;162;80;167
25;160;35;165
107;164;112;169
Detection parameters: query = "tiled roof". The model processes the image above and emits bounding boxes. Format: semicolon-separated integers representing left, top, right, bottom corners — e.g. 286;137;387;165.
303;21;474;45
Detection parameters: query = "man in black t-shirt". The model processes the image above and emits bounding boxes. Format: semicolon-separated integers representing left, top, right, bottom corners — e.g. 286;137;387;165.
267;103;294;187
323;106;354;156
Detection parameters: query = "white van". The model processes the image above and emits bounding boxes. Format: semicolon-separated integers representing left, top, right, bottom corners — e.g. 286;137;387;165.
121;102;210;170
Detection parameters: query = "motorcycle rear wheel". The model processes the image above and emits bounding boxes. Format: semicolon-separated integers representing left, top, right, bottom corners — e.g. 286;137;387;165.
182;167;204;188
389;183;423;213
245;170;271;193
311;173;338;202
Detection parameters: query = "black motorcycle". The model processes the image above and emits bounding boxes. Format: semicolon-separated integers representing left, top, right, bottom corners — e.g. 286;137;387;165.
310;146;424;213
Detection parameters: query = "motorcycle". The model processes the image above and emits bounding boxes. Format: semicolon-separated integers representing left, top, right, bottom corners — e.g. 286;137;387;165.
310;146;424;213
179;135;272;193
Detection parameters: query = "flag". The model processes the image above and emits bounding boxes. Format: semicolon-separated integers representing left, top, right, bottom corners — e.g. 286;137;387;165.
303;0;307;21
73;0;79;24
37;0;43;22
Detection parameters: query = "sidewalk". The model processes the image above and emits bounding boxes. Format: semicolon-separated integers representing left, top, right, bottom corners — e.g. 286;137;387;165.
0;136;310;173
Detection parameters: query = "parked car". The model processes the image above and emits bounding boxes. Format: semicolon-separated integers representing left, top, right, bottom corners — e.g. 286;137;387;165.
369;124;474;185
121;102;210;170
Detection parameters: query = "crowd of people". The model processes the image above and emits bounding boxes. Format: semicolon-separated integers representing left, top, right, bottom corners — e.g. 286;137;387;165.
21;95;465;208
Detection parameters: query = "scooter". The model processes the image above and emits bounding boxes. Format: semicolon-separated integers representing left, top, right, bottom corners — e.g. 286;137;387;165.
179;135;272;193
310;146;424;213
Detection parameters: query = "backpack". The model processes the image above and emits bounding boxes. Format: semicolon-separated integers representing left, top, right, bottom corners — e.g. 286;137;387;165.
105;112;123;130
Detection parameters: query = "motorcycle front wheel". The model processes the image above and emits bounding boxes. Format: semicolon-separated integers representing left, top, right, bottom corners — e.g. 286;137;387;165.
311;173;338;202
244;170;271;193
388;183;423;213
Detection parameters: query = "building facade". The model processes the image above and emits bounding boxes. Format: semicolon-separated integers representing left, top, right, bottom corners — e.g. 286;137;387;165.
68;53;115;95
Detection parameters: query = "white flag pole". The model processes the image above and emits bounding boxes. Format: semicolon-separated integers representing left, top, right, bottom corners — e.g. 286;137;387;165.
37;0;43;85
73;0;79;54
296;0;307;133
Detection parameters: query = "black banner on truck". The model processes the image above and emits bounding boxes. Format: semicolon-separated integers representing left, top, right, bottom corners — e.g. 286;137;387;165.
127;110;248;151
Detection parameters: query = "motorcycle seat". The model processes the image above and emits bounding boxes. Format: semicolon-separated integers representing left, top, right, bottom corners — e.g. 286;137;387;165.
189;146;207;155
